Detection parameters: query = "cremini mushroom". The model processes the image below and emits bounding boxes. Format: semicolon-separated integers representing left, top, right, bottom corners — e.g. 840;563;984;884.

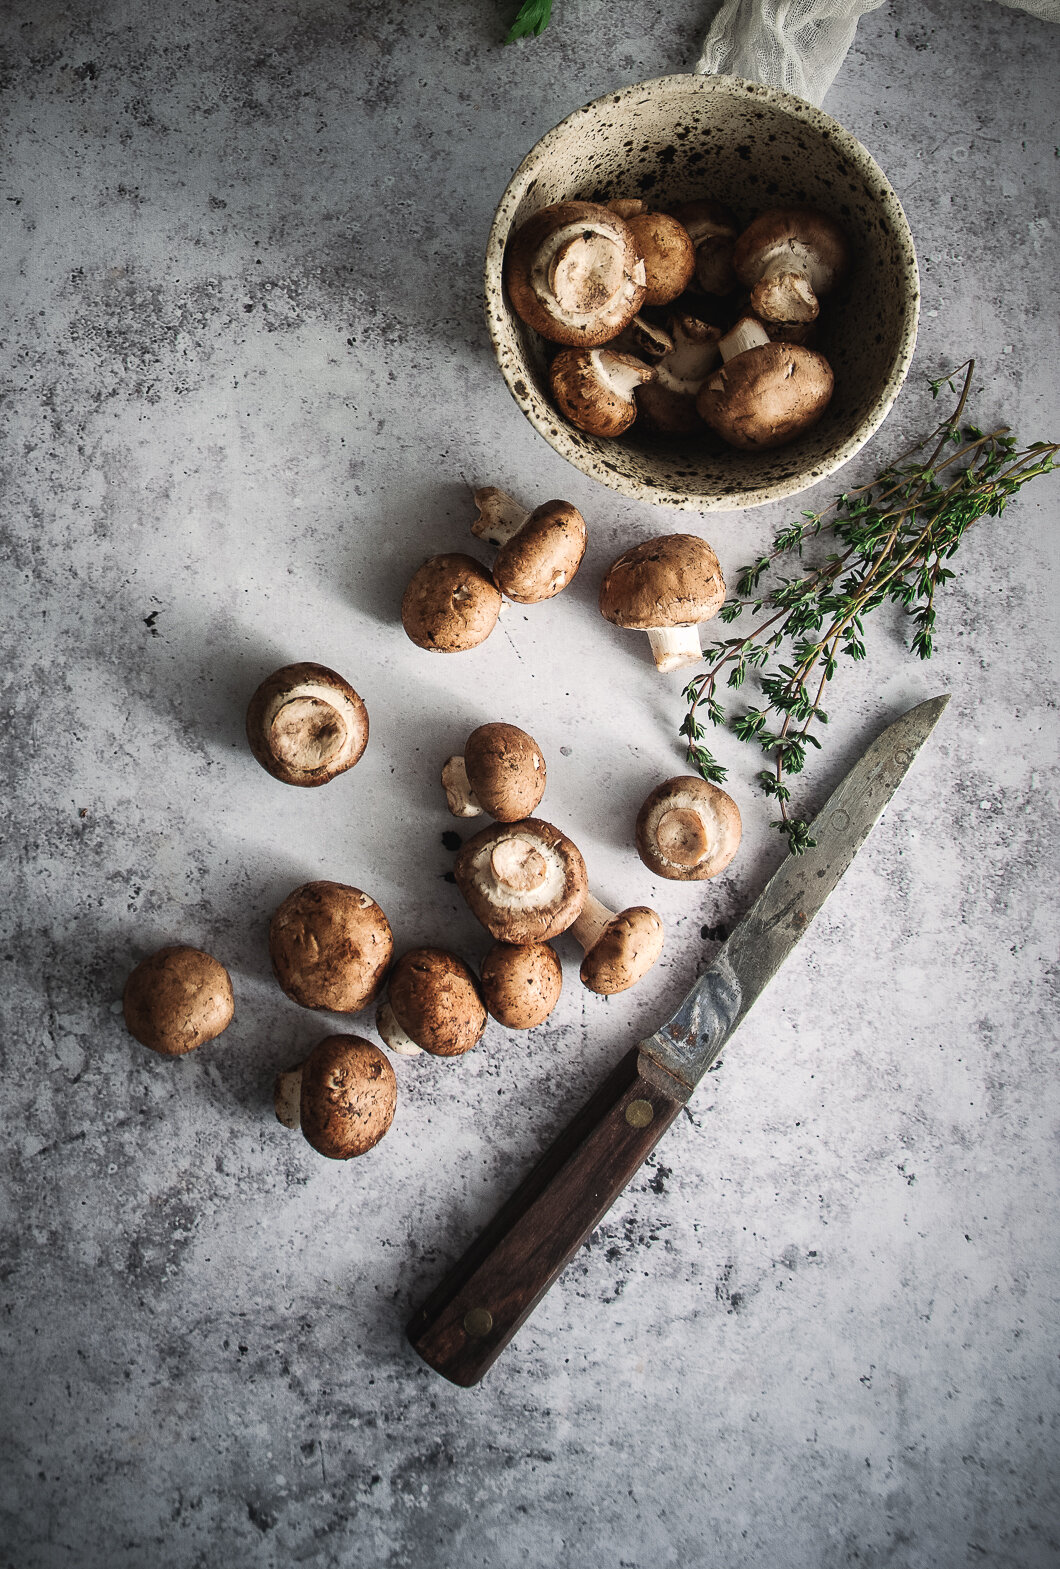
470;486;586;603
668;199;739;295
441;721;546;821
549;347;655;438
504;200;647;347
480;941;563;1029
599;534;726;673
123;945;234;1056
696;317;834;450
636;776;742;881
246;661;368;787
635;315;722;435
401;553;502;652
454;817;587;943
274;1035;396;1158
623;210;696;308
568;896;664;995
732;206;849;324
269;881;393;1013
375;948;486;1058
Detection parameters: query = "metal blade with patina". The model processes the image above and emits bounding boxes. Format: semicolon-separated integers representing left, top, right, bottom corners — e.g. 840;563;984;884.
642;694;950;1092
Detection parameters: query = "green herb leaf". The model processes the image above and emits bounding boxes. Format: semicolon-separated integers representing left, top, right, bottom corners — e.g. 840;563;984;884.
505;0;554;41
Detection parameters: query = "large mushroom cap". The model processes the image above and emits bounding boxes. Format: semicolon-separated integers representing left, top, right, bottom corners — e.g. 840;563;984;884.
636;776;742;880
297;1035;397;1158
480;941;563;1029
246;662;369;787
696;342;834;450
599;534;726;630
269;881;393;1013
463;722;546;821
385;948;486;1058
493;500;587;604
454;817;587;943
123;945;234;1056
504;200;647;347
401;554;502;652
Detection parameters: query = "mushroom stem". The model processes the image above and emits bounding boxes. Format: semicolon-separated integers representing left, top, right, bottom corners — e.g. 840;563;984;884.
755;239;830;296
645;624;703;672
274;1065;304;1130
568;892;617;954
441;755;483;818
719;317;771;362
375;999;425;1056
470;486;531;548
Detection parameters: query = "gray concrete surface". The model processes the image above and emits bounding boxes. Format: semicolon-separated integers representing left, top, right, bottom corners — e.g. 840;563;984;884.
2;1;1058;1565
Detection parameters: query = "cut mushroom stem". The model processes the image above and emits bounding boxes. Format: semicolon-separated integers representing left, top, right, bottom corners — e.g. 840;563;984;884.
645;623;704;672
375;997;425;1056
569;894;664;995
274;1065;304;1128
719;316;771;362
470;486;530;548
441;754;482;818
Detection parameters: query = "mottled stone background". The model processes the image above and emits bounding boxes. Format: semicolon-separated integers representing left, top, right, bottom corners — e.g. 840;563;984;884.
1;1;1058;1565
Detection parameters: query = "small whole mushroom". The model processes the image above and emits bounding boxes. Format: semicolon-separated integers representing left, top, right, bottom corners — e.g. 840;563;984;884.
568;896;664;995
479;941;563;1029
636;776;742;881
732;206;849;324
375;948;486;1058
441;721;546;821
401;553;502;652
123;945;234;1056
454;817;587;943
621;208;696;308
269;881;393;1013
470;487;586;603
504;199;647;346
246;661;369;787
696;317;834;450
667;199;739;295
549;347;655;438
274;1035;397;1158
599;534;726;672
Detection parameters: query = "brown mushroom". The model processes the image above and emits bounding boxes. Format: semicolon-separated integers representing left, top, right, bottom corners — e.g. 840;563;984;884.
732;207;849;324
123;945;234;1056
624;211;696;307
549;347;655;438
375;948;486;1058
636;776;742;880
480;941;563;1028
696;317;834;450
454;817;587;943
246;662;368;787
441;721;546;821
269;881;393;1013
274;1035;396;1158
504;200;647;347
568;896;664;995
401;553;502;652
635;315;722;435
470;487;586;603
668;199;739;295
599;534;726;673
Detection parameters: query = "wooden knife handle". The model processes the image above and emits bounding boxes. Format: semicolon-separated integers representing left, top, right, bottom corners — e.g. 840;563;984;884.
406;1046;690;1386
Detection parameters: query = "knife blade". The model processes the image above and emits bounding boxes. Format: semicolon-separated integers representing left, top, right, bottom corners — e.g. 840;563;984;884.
407;694;950;1386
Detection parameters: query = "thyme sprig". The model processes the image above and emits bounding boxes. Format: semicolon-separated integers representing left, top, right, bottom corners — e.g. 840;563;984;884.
680;362;1058;855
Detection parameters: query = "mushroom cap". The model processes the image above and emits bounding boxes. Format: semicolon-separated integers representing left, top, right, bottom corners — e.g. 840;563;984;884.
599;534;726;630
401;554;502;652
246;661;369;787
636;776;742;880
123;945;234;1056
667;199;739;295
269;881;393;1013
493;500;587;604
504;200;647;347
696;342;834;450
387;948;486;1057
298;1035;397;1158
732;206;849;297
549;348;654;439
464;722;546;821
454;817;587;943
625;212;696;307
480;941;563;1029
579;907;664;995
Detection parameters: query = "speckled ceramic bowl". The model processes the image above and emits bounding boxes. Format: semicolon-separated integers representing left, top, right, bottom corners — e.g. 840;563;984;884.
485;74;919;511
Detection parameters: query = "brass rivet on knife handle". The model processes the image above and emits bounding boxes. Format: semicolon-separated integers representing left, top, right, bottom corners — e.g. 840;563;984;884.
625;1099;653;1128
462;1308;494;1339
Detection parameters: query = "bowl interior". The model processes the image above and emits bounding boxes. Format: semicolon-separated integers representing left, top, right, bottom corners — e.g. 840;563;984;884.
485;75;919;511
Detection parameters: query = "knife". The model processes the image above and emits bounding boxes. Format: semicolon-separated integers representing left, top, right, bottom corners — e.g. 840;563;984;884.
407;694;949;1386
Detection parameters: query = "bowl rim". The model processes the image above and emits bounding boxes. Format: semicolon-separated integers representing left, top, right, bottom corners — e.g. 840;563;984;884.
484;72;920;512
